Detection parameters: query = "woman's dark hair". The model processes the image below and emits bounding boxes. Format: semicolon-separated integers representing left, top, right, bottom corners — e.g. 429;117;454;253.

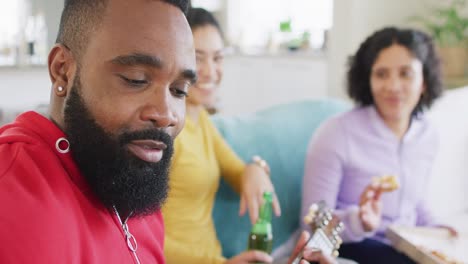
186;7;223;38
347;27;443;115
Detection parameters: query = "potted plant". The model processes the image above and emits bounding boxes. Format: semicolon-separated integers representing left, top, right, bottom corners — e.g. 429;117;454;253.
411;0;468;78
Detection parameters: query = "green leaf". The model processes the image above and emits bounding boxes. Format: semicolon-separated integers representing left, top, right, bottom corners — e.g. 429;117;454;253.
408;0;468;45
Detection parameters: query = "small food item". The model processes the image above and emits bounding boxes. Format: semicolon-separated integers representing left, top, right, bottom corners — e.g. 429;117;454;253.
372;175;400;192
430;249;464;264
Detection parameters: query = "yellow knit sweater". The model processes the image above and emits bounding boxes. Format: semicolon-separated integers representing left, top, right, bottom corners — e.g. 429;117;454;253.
162;109;245;264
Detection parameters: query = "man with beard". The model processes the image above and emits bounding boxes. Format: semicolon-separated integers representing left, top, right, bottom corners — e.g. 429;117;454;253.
0;0;336;263
0;0;195;263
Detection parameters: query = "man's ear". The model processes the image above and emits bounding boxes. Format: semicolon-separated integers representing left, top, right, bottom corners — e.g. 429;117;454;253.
48;44;77;97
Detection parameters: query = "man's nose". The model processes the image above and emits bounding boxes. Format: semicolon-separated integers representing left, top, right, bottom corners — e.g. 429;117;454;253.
140;91;178;128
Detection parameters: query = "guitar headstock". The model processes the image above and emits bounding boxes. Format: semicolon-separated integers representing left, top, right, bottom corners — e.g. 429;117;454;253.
303;201;344;257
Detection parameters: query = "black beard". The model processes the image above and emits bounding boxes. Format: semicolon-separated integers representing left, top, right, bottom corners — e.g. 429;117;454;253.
63;75;173;217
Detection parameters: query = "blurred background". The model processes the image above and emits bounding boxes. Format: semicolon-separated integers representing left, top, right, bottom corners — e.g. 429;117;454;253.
0;0;467;113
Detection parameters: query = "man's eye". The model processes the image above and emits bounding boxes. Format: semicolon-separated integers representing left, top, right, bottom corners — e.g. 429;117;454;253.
171;88;188;98
119;75;148;87
214;55;224;63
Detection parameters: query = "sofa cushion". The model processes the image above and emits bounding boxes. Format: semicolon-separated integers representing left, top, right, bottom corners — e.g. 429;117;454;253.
212;99;350;258
426;86;468;217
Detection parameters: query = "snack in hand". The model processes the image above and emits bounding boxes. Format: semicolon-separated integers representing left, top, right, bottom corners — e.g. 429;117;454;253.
372;175;400;192
430;249;463;264
418;246;464;264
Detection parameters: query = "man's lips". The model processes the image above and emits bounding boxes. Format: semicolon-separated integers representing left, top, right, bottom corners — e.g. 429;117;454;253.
126;140;167;163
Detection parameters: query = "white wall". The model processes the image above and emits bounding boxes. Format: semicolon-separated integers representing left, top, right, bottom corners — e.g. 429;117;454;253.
0;66;50;110
31;0;63;52
218;55;328;115
1;0;463;113
0;0;62;110
0;0;329;115
327;0;429;98
427;86;468;217
0;54;328;116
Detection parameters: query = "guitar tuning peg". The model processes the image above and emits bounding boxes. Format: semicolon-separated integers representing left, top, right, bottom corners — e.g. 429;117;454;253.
304;215;313;224
309;203;319;212
335;236;342;245
332;250;340;258
336;222;345;232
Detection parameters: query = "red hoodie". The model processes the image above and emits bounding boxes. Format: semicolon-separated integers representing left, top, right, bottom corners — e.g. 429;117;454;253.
0;112;166;264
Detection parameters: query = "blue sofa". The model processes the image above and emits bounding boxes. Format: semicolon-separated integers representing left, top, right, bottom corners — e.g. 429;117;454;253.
212;99;350;258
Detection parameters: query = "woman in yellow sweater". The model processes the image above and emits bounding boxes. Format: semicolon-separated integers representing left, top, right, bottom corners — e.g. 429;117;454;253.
162;7;282;264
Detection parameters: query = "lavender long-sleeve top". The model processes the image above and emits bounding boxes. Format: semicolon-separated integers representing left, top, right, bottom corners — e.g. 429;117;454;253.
301;106;439;243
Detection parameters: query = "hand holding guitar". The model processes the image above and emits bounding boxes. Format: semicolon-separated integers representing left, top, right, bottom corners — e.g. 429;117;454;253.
288;231;337;264
290;201;344;264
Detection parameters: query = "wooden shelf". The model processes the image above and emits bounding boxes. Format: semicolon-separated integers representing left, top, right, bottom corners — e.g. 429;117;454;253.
445;76;468;89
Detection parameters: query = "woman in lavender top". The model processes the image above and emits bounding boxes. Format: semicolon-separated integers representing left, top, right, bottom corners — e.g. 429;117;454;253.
301;27;455;264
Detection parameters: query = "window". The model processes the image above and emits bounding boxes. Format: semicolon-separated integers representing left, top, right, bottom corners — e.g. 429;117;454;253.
192;0;334;53
0;1;27;65
191;0;222;11
0;0;48;66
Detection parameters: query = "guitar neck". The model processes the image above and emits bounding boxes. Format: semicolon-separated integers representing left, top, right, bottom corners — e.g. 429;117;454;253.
306;229;335;255
290;229;335;264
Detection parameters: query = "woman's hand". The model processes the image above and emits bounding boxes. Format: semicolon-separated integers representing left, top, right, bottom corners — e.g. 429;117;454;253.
239;160;281;224
359;183;383;232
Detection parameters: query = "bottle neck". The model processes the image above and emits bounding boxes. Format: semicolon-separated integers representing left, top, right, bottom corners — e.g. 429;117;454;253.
251;193;273;235
258;199;272;223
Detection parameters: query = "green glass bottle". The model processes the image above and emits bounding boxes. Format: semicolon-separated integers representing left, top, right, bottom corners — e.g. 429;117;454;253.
248;191;273;255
